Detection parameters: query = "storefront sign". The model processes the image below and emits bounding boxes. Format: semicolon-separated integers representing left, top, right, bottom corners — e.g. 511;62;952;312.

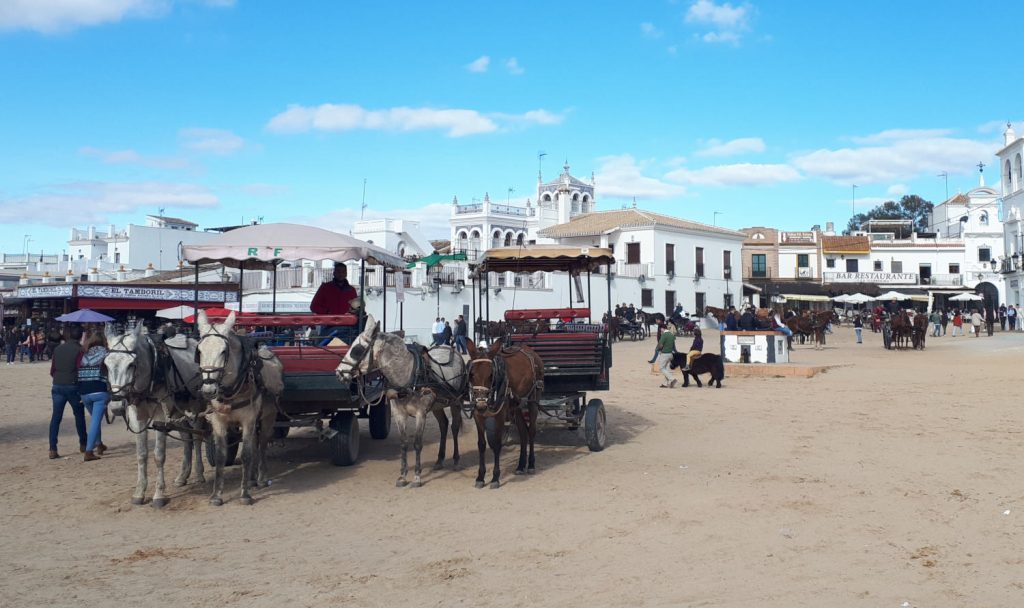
16;285;73;298
77;285;238;303
823;272;918;284
3;306;19;317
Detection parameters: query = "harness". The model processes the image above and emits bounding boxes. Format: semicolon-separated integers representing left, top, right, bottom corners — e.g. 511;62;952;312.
196;328;265;409
345;333;466;407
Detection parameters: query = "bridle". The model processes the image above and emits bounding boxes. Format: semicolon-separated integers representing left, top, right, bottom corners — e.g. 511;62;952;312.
196;325;252;401
107;334;156;401
467;355;507;416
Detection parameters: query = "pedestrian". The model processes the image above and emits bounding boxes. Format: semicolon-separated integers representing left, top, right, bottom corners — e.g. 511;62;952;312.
985;307;995;337
453;315;468;354
930;309;942;338
999;304;1007;331
940;309;949;335
654;322;677;388
970;309;983;338
854;313;863;344
951;310;963;337
431;317;443;346
441;321;453;346
49;325;88;459
1008;304;1018;331
78;330;109;461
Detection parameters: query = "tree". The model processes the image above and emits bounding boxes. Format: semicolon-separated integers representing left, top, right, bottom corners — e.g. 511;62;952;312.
844;195;934;237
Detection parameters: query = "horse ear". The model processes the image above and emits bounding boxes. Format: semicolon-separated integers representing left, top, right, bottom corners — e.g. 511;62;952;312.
361;314;377;338
222;311;236;331
196;309;211;334
133;323;143;336
486;340;501;355
466;340;478;359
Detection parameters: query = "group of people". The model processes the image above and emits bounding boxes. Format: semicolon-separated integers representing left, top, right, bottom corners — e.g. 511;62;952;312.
431;315;468;353
649;320;703;388
47;325;110;462
2;325;62;364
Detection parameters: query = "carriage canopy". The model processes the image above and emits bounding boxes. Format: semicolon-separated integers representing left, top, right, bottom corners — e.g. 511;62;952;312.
477;245;614;274
181;223;407;270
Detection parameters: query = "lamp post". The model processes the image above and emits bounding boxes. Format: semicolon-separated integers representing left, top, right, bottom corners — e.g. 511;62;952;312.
22;235;31;261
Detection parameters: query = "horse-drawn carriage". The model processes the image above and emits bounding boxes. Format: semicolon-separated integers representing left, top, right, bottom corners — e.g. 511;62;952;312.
473;246;614;453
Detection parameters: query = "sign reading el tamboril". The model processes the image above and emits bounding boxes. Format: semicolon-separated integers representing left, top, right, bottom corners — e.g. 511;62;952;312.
18;284;237;303
823;272;918;284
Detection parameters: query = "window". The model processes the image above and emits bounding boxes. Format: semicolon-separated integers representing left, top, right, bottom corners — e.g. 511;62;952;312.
873;260;883;271
845;259;859;272
797;254;809;268
751;254;767;278
826;258;835;268
665;244;675;275
626;242;640;264
980;212;989;225
949;263;960;274
723;250;732;278
695;247;705;277
891;261;903;273
516;233;525;246
979;247;991;262
665;290;675;315
641;288;653;308
695;292;706;313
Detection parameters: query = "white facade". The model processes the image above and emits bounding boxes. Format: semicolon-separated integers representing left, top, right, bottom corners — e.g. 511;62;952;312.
68;220;216;272
997;122;1024;306
352;218;434;258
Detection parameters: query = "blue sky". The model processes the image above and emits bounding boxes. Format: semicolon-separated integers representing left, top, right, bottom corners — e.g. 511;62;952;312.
1;0;1021;257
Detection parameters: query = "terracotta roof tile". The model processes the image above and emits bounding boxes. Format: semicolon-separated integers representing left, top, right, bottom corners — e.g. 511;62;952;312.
821;235;870;254
538;208;746;238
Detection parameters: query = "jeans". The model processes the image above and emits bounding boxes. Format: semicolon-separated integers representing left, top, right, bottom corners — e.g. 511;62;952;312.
5;345;15;363
648;346;659;364
82;391;109;451
855;327;862;343
454;335;467;354
656;353;674;382
50;385;87;451
776;326;794;337
933;322;941;337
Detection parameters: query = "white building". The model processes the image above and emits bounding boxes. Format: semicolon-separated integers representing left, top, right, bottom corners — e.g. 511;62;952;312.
68;216;216;273
352;218;435;259
997;122;1024;306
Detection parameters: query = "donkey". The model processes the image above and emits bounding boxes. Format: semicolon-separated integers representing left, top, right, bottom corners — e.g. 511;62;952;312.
466;340;544;489
195;310;284;506
105;325;205;507
336;314;466;488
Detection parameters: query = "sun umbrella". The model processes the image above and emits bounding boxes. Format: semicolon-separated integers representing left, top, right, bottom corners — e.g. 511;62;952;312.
54;309;115;323
948;292;984;302
844;293;876;304
875;290;913;300
155;305;196;320
832;294;850;303
183;305;242;323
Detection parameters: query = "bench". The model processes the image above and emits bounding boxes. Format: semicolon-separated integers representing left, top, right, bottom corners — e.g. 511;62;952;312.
508;333;605;376
272;345;349;373
504;308;591;321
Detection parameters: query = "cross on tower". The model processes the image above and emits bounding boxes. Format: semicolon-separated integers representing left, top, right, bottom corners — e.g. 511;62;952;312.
978;161;986;173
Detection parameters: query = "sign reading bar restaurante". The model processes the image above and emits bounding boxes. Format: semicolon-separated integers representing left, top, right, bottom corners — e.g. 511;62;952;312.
823;272;918;284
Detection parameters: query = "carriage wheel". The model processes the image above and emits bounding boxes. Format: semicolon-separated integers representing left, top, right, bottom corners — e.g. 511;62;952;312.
584;399;607;452
205;428;241;467
368;402;391;440
329;412;360;466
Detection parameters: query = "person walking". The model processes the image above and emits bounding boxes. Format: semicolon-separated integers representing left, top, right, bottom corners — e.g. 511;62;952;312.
453;315;468;354
940;309;949;336
854;314;863;344
999;304;1007;331
655;322;678;389
1008;305;1018;331
49;326;88;459
930;309;942;338
970;309;983;338
985;307;995;337
951;310;963;337
430;317;443;346
78;331;109;461
441;321;453;347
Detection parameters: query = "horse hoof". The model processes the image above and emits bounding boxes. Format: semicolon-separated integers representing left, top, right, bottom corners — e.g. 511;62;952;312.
173;479;187;487
432;463;444;472
196;476;206;484
489;481;501;489
152;498;167;509
130;497;145;506
239;496;254;506
514;469;525;476
209;497;223;507
410;480;422;489
475;480;485;489
396;479;408;488
527;468;535;475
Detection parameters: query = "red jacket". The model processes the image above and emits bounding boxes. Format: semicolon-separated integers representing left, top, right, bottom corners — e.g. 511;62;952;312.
310;280;357;315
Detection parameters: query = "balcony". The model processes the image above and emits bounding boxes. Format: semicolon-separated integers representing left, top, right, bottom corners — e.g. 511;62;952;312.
492;204;535;217
616;261;654;278
454;203;483;214
928;273;963;286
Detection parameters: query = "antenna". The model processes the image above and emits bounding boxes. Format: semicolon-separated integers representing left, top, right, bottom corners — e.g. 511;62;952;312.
538;151;547;182
507;186;515;205
360;178;368;220
937;172;949;201
851;184;858;218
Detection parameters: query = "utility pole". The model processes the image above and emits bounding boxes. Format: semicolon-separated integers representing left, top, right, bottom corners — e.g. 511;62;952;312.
937;172;949;201
537;151;547;182
851;184;858;220
713;211;723;227
360;178;368;220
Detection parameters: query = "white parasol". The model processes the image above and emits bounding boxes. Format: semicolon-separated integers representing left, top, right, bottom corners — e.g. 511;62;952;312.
844;293;876;304
876;290;914;300
948;292;984;302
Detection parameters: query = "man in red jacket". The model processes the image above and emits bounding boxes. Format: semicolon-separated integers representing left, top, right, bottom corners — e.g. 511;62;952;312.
311;264;358;315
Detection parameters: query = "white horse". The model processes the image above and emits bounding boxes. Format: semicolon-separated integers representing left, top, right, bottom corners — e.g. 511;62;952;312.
336;314;466;488
104;325;205;508
195;310;284;506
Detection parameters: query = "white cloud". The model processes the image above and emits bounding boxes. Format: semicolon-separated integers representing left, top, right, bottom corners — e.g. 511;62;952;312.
266;103;563;137
0;0;231;34
505;57;525;76
594;154;686;199
887;184;908;196
850;128;953;144
79;146;190;170
0;181;218;226
640;22;663;38
695;137;765;157
466;55;490;73
686;0;749;28
179;127;245;155
978;120;1024;135
299;203;455;241
792;135;994;184
685;0;751;45
665;163;801;186
667;45;678;55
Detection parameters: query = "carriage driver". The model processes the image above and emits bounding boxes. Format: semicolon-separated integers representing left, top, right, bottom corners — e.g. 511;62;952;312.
311;263;361;344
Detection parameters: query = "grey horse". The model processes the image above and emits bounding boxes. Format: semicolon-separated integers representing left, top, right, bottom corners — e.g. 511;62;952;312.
195;310;284;506
104;324;205;508
336;314;466;488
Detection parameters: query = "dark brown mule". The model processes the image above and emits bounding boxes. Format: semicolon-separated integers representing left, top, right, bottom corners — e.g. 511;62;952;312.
890;311;913;349
911;313;928;350
466;340;544;489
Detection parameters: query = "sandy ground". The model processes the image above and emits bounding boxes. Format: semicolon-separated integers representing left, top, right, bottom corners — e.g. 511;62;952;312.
2;325;1023;607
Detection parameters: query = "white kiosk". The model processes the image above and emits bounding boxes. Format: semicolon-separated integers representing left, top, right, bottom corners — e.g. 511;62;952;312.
720;330;790;364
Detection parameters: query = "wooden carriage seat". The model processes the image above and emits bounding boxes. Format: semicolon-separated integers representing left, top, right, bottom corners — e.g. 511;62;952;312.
504;308;591;321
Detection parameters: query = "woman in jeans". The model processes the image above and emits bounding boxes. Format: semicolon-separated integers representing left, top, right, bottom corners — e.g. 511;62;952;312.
78;331;109;461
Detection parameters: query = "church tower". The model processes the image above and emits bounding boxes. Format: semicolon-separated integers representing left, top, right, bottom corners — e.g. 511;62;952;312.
537;161;596;226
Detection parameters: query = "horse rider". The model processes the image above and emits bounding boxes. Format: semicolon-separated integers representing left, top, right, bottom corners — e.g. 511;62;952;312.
680;328;703;373
739;307;757;331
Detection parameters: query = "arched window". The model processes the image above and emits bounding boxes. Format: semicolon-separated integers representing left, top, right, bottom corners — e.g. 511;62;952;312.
503;231;513;246
980;212;989;225
1006;160;1014;191
542;193;552;203
571;193;580;214
470;229;480;239
492;230;502;249
516;233;525;246
1016;153;1023;191
581;194;591;213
